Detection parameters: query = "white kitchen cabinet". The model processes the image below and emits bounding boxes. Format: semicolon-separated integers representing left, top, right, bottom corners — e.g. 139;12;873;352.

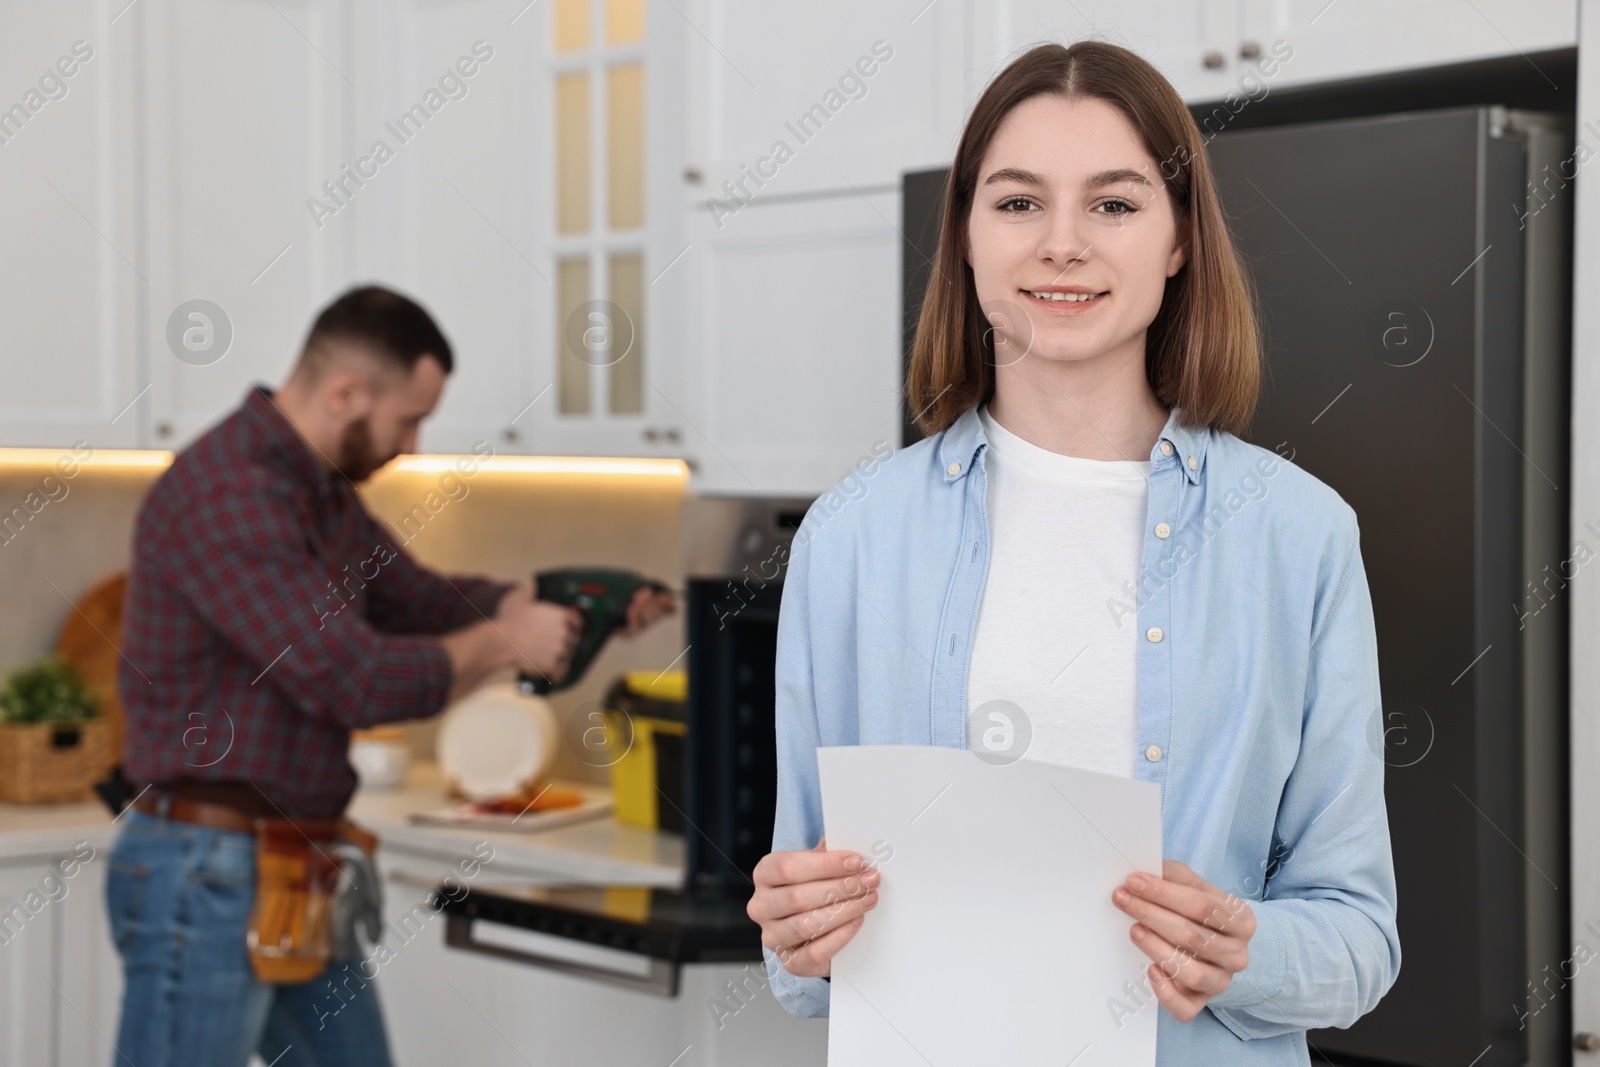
670;1;960;496
138;0;351;450
338;0;693;462
334;1;547;459
0;3;143;449
0;845;121;1067
1236;0;1575;92
977;0;1575;103
0;859;57;1066
681;0;968;205
136;0;699;461
679;188;903;496
374;845;514;1067
53;855;121;1067
973;0;1241;102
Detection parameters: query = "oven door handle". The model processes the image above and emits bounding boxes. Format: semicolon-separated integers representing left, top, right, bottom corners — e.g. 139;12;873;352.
444;912;681;997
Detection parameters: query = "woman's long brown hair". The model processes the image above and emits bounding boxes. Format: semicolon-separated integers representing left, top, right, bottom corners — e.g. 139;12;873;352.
906;40;1262;437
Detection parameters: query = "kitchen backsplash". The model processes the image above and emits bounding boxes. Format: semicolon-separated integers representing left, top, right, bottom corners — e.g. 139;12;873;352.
0;458;693;785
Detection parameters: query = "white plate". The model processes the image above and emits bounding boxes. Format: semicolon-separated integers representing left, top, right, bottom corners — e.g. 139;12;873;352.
435;681;561;802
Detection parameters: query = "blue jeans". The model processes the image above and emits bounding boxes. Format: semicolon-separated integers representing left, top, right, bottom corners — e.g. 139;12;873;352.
105;806;394;1067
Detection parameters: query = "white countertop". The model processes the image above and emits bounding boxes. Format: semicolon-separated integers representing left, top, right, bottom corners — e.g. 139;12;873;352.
0;794;114;862
351;763;683;887
0;763;684;888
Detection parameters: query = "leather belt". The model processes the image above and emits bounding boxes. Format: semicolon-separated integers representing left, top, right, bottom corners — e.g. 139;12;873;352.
134;791;342;841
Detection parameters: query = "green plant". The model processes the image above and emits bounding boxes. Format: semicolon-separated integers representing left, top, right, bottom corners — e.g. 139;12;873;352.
0;655;101;725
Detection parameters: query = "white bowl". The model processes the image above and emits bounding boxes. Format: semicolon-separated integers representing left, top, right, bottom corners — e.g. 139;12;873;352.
350;735;411;790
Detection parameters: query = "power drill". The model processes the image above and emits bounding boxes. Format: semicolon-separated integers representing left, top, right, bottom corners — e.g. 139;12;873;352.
516;567;674;695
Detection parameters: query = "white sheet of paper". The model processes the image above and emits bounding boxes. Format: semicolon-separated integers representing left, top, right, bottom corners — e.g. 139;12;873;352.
817;744;1164;1066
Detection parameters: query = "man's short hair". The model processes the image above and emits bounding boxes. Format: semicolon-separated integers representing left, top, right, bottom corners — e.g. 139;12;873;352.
298;285;453;379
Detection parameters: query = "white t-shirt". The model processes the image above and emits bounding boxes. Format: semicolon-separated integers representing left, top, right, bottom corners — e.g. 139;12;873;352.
965;404;1152;778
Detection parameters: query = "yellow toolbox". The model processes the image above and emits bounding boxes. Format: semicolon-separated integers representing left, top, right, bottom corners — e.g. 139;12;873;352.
602;670;686;832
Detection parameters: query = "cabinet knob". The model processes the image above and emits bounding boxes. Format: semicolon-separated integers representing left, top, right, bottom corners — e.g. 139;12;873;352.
1202;50;1225;70
155;421;173;439
1578;1032;1600;1052
1239;40;1261;59
643;427;659;442
663;427;681;443
503;427;519;443
682;167;702;184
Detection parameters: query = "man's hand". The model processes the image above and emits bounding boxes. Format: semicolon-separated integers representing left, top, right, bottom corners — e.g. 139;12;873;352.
618;585;676;637
1112;859;1256;1022
495;580;533;619
493;587;582;682
440;585;581;702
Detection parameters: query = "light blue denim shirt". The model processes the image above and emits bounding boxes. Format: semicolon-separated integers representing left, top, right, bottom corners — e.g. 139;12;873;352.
762;402;1401;1064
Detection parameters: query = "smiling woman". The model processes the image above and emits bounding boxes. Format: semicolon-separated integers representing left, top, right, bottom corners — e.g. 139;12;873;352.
749;39;1401;1065
910;44;1260;442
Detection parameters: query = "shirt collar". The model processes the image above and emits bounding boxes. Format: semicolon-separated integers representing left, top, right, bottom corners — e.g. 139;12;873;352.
938;402;1208;486
242;383;337;496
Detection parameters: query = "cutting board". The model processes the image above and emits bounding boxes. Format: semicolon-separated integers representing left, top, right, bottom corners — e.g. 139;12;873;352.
410;780;615;833
54;571;126;759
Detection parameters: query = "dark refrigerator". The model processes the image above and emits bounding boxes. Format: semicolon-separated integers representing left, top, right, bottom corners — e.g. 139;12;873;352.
902;104;1573;1066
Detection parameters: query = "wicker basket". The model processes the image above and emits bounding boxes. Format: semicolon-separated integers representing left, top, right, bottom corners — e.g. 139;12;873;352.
0;718;114;804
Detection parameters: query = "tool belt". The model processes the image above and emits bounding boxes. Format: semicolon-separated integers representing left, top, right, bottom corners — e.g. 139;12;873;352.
136;785;381;984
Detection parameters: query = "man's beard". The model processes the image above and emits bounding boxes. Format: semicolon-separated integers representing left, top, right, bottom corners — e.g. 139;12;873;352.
334;416;391;482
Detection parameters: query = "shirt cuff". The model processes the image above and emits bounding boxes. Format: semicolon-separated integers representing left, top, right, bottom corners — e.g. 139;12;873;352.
1206;897;1286;1028
763;946;832;1018
453;577;516;626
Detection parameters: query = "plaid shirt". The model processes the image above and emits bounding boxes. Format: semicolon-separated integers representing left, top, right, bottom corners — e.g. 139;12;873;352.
119;384;512;818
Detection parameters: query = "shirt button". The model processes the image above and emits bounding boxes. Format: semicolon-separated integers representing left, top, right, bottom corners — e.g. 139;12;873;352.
1187;456;1198;470
1159;441;1174;456
1154;522;1171;539
1146;626;1164;642
947;462;962;476
1145;744;1163;762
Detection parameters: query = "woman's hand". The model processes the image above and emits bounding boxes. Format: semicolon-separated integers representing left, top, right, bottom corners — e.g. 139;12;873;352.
747;835;880;977
1112;859;1256;1022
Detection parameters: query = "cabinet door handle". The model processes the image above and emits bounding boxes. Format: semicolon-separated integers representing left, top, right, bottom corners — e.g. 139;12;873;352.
1239;40;1262;59
1578;1032;1600;1052
1202;50;1225;70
